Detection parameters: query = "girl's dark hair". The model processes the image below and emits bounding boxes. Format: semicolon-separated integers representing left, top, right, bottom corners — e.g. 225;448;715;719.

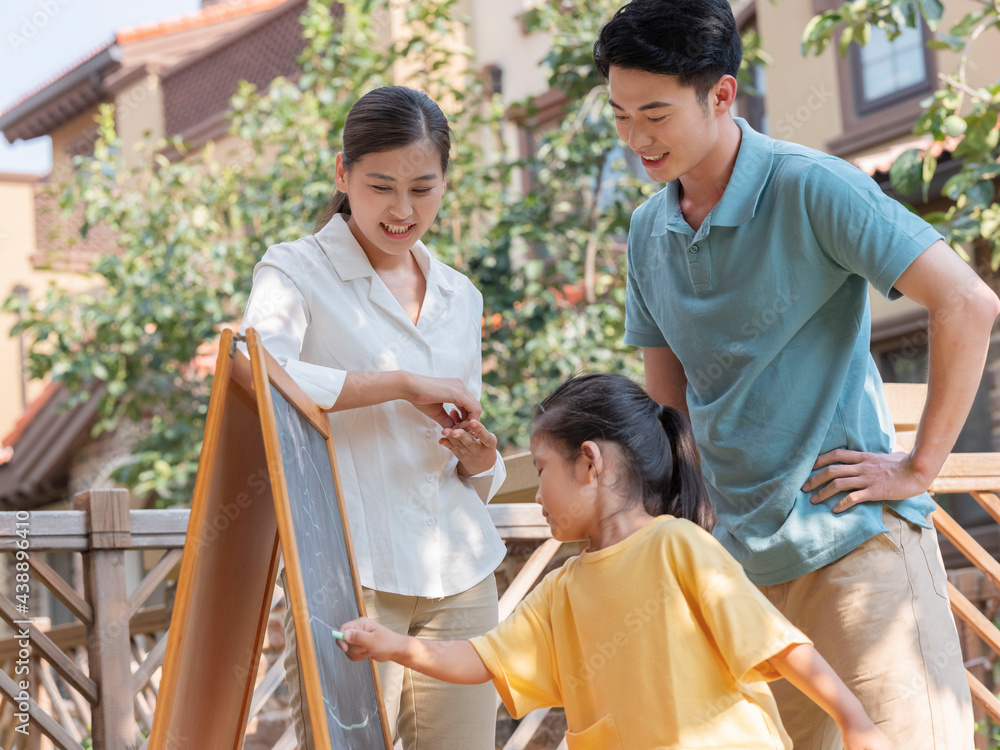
593;0;742;103
314;86;452;231
532;374;713;530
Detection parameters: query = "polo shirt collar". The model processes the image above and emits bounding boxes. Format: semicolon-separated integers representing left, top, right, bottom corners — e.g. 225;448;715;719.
652;117;774;236
712;118;773;227
314;213;452;296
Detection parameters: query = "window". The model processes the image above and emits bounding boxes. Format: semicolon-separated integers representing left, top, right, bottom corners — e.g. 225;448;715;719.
853;24;930;114
826;18;936;156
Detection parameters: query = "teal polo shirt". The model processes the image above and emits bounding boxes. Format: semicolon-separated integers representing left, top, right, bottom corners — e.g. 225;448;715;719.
625;117;939;585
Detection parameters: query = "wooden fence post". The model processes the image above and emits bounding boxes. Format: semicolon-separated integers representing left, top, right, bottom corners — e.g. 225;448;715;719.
75;489;138;750
28;653;41;750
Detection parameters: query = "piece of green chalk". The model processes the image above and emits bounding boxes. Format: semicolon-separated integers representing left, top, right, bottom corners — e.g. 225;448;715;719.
331;629;345;640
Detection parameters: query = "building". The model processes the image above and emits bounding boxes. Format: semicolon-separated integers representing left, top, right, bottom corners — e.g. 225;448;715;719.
0;0;312;633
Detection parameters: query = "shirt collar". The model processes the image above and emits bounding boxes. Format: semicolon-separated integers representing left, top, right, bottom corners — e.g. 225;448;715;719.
314;214;452;296
652;117;774;236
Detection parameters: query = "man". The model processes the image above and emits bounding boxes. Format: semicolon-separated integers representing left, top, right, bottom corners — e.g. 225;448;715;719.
593;1;999;747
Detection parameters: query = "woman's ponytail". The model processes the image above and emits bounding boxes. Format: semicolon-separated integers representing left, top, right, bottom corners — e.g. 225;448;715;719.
314;191;351;232
657;407;713;530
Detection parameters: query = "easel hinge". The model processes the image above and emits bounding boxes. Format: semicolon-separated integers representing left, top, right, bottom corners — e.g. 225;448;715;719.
230;333;247;357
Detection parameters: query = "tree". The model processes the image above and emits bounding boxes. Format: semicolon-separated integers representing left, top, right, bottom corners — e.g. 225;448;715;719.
802;0;1000;275
5;0;767;505
4;0;498;506
469;1;771;447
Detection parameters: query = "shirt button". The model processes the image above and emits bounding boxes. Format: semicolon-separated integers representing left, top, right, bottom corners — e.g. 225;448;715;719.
425;517;435;526
416;343;426;351
425;474;435;483
689;244;700;254
424;428;434;438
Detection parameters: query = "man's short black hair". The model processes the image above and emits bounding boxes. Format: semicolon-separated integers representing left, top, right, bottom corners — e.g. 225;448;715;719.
593;0;742;101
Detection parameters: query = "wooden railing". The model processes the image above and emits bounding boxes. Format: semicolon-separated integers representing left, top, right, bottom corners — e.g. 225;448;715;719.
885;382;1000;731
2;380;999;749
0;490;564;750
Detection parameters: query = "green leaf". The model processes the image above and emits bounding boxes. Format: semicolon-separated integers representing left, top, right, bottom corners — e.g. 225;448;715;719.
889;149;924;196
921;152;938;202
838;24;855;56
926;38;960;51
942;115;967;137
981;205;1000;241
966;181;995;211
916;0;944;30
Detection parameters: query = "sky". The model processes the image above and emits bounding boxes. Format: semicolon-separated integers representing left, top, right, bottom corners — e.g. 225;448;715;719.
0;0;202;175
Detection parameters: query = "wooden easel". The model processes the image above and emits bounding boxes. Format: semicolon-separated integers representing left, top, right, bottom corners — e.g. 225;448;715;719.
150;328;392;750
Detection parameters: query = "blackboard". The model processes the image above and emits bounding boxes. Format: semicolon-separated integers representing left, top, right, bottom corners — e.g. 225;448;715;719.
268;383;390;748
151;329;392;750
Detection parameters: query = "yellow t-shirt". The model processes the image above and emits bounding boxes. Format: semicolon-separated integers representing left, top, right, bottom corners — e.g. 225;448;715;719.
470;516;810;750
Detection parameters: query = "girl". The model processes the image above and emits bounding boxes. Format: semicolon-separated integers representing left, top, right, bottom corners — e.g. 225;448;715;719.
337;374;893;750
240;86;506;750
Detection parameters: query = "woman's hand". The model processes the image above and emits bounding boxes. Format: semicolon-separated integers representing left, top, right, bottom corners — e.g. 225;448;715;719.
404;374;482;428
440;419;499;476
338;617;406;663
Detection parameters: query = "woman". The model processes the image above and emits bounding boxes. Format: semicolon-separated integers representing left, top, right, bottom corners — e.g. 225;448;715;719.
240;86;505;750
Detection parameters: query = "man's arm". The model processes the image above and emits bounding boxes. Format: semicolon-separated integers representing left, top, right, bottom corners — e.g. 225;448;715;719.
806;240;1000;511
643;346;689;421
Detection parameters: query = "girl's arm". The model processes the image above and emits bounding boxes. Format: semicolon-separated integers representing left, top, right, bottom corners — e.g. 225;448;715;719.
767;643;892;750
338;617;492;685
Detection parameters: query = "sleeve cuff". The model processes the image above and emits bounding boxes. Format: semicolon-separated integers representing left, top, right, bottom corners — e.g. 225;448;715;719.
469;636;522;718
279;358;348;410
624;328;669;348
460;450;507;504
874;226;942;301
740;630;812;684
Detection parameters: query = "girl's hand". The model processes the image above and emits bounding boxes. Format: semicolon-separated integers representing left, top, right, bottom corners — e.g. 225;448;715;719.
441;419;498;476
766;643;894;750
339;617;492;685
338;617;406;663
842;723;893;750
405;374;482;428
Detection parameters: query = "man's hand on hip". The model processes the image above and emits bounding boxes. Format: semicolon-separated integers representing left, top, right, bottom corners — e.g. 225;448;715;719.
805;449;933;513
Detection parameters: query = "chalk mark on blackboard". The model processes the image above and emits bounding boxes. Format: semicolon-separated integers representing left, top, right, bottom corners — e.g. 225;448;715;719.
271;383;387;747
324;697;375;731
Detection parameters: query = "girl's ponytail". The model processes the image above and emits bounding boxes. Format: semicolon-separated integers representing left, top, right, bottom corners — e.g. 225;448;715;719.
531;373;714;532
657;407;713;530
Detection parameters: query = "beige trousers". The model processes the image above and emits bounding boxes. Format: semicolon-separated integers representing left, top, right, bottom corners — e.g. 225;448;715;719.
281;571;498;750
759;506;973;749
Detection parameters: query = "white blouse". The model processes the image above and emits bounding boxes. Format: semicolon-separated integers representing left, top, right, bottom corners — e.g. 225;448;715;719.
240;214;507;597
